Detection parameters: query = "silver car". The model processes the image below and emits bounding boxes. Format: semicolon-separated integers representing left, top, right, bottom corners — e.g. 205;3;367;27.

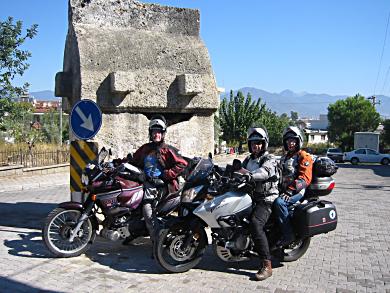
343;148;390;165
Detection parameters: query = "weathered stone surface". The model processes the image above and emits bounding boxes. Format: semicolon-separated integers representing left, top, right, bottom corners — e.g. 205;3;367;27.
97;113;213;158
110;71;135;94
177;74;203;96
54;72;72;97
56;0;218;156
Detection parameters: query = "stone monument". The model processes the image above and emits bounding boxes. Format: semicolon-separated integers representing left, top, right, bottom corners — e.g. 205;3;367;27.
55;0;219;157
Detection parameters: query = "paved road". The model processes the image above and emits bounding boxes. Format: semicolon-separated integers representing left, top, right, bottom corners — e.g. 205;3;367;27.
0;163;389;292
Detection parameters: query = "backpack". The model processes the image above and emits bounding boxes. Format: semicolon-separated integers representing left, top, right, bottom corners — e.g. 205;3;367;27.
312;156;338;177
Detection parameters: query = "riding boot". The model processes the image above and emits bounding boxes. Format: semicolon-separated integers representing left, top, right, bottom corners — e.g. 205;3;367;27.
255;259;273;281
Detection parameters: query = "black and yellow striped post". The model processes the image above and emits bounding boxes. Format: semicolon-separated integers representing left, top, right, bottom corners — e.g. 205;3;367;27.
70;141;98;199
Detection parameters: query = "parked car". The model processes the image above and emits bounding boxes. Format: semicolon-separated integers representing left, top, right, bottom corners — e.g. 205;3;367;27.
343;148;390;165
326;148;344;163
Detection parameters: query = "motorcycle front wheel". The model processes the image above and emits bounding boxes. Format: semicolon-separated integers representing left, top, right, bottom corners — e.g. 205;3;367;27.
282;237;311;262
154;226;207;273
42;208;96;258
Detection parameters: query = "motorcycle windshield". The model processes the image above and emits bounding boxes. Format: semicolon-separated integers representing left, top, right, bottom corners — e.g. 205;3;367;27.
186;158;214;183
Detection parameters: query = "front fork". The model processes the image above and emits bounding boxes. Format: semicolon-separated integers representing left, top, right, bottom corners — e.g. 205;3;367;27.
182;218;205;249
69;193;95;243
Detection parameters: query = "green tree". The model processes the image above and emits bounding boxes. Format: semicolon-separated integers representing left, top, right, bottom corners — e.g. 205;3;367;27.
383;119;390;147
0;98;33;142
219;90;266;145
290;111;299;121
328;94;381;150
0;17;38;99
260;109;291;147
41;110;58;143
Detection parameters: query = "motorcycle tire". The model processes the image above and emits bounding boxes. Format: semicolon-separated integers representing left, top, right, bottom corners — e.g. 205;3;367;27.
42;208;96;258
154;226;207;273
281;237;311;262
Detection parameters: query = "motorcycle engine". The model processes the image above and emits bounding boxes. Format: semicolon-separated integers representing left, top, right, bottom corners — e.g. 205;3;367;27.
100;227;130;241
213;229;251;262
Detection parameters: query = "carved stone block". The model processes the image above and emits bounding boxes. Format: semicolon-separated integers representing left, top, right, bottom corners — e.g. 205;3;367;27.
177;74;203;96
55;72;72;97
110;71;135;93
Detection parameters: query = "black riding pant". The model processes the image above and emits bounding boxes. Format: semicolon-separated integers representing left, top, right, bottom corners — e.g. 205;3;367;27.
250;200;272;260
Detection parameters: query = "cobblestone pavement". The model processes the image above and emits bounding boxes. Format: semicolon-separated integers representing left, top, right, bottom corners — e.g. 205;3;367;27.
0;163;389;292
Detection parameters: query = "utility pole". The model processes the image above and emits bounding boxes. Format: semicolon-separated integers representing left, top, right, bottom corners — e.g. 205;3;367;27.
368;96;381;108
59;97;63;146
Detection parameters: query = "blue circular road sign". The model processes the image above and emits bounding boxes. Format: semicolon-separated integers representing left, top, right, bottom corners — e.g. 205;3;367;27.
70;99;102;140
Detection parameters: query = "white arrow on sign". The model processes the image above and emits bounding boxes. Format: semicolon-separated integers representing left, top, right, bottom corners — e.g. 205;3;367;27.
75;106;94;132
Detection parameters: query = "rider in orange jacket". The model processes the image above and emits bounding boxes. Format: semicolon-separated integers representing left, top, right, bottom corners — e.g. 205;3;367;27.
274;126;313;246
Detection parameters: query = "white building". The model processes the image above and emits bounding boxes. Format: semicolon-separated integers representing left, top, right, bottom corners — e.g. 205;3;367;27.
304;129;328;144
300;114;329;144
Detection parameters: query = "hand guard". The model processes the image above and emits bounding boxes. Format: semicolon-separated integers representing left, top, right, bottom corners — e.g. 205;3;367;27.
243;173;254;184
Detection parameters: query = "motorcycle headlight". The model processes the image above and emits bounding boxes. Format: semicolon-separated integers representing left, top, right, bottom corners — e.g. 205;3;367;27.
81;173;89;185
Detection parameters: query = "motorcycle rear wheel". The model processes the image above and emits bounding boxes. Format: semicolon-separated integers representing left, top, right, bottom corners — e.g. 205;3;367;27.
42;208;96;257
282;237;311;262
154;226;207;273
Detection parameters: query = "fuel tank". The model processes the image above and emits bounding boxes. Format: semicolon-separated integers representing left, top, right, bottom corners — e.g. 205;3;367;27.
193;191;252;228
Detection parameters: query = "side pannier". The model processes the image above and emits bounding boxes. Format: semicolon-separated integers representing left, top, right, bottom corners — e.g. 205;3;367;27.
293;200;337;238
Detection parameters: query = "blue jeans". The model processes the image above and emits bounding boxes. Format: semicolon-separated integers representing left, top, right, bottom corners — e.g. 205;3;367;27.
273;191;304;240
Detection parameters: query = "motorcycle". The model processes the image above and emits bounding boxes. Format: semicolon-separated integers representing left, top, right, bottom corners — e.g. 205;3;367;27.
42;147;181;257
153;158;338;273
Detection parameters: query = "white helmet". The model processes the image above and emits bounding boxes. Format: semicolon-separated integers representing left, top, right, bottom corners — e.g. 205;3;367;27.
247;126;269;153
148;115;167;141
282;126;304;151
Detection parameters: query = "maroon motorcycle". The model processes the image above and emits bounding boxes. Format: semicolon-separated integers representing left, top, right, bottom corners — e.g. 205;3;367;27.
42;148;180;257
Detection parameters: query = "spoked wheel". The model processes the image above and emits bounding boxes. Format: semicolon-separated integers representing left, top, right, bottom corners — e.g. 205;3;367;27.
154;227;207;273
42;208;96;257
281;237;311;262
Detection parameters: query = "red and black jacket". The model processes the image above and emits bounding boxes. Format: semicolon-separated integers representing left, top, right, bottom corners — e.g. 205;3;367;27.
131;142;188;192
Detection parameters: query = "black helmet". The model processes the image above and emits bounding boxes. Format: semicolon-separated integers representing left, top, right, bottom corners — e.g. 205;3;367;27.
282;126;304;151
149;115;167;141
247;126;269;154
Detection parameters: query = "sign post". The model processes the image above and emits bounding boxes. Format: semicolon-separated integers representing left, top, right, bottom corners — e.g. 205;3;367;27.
69;100;102;202
70;99;102;140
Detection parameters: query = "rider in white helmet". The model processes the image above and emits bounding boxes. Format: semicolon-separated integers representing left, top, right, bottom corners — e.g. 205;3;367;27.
274;126;313;246
242;126;280;281
124;115;188;247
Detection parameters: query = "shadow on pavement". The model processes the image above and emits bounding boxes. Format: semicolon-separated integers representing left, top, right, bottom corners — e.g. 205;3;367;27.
336;163;390;177
0;276;62;293
0;202;57;230
85;238;283;278
3;230;52;258
3;228;285;278
84;237;163;274
196;249;283;279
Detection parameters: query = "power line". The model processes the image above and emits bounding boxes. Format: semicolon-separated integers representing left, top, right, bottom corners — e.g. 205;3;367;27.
380;65;390;95
374;9;390;95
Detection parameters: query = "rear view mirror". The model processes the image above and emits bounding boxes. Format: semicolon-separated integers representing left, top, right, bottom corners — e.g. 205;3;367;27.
232;159;242;171
98;147;108;164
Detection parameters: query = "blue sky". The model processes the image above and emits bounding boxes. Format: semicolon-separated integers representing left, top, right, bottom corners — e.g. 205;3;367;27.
2;0;390;97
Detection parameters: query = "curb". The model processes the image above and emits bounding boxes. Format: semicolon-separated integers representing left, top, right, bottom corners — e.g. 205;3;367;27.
0;181;68;193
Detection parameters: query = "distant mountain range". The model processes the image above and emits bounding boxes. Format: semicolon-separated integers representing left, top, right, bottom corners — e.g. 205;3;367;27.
30;90;57;101
221;87;390;119
31;89;390;118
